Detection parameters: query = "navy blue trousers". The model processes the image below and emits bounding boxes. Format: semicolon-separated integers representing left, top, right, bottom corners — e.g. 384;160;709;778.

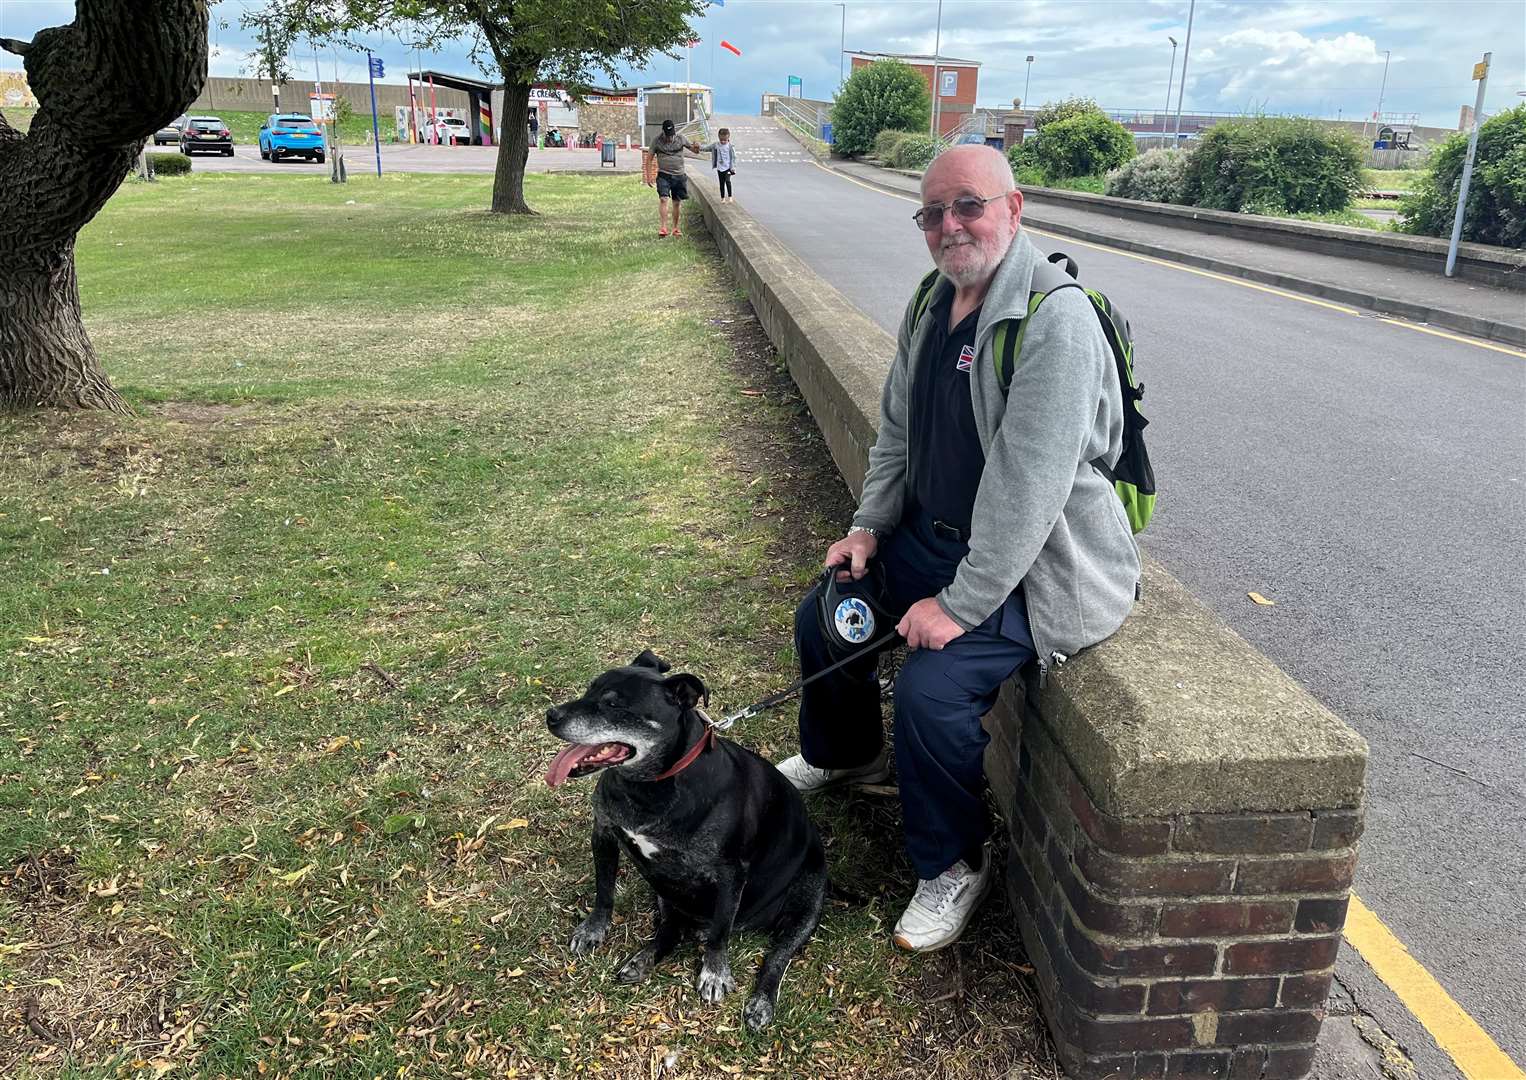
794;511;1035;880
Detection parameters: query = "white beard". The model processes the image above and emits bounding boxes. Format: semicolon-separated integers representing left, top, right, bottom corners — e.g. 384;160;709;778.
937;224;1016;288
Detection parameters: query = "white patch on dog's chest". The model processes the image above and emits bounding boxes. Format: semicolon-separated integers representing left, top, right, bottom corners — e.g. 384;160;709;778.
622;828;661;858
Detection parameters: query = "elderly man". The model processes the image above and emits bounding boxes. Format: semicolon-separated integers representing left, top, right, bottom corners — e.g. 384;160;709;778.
776;145;1140;952
647;119;701;238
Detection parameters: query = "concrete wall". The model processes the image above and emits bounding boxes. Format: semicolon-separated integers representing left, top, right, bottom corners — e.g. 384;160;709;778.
189;76;470;117
688;173;1370;1080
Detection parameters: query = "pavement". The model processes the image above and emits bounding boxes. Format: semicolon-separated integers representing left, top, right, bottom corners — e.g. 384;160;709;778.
832;160;1525;346
709;113;1526;1080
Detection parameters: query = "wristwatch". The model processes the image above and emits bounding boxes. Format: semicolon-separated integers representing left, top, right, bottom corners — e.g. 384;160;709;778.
848;525;881;539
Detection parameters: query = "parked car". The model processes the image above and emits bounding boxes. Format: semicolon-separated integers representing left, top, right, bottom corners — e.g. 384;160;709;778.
259;114;326;164
422;116;471;146
179;116;233;156
155;115;187;145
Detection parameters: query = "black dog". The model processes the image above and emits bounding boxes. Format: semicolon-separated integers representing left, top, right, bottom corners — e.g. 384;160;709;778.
546;650;827;1031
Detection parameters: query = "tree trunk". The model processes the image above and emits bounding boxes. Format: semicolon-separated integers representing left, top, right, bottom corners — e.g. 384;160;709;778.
0;0;207;413
491;80;534;214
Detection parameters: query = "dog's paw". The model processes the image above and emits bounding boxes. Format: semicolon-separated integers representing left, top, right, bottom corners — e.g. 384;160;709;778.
569;916;609;955
615;948;654;984
742;994;775;1032
696;963;737;1004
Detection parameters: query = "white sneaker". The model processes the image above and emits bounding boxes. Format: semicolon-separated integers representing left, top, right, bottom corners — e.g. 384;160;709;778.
892;846;992;952
775;749;890;793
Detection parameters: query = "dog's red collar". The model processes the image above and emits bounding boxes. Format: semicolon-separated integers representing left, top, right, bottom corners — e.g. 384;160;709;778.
650;724;717;781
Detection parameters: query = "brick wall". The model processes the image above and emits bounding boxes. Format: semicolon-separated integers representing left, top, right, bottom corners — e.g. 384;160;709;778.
988;687;1362;1079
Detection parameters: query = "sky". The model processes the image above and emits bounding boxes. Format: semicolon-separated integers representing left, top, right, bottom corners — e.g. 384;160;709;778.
2;1;1523;128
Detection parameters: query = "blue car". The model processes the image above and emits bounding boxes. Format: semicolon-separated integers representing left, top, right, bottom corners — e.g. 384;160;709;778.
259;113;326;164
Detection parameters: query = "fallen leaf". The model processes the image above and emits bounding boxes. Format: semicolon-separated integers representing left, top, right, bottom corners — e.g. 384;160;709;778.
278;863;316;885
273;684;297;698
1247;591;1276;606
497;818;530;831
323;736;352;754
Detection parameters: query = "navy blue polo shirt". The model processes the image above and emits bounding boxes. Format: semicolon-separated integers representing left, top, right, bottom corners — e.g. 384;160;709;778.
910;292;986;531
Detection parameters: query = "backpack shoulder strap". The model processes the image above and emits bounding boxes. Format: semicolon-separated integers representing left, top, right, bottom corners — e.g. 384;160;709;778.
909;269;942;331
996;260;1086;393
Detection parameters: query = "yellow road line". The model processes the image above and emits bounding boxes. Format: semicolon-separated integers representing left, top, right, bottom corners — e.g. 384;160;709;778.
811;161;1526;359
1344;895;1525;1080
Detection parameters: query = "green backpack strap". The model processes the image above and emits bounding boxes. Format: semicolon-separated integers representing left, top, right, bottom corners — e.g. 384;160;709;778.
910;269;941;330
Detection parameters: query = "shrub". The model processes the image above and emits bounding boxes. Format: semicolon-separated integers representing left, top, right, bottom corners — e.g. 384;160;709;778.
148;152;192;176
1033;96;1104;132
1105;148;1188;203
890;132;941;171
1398;104;1526;248
830;59;931;157
1179;116;1362;214
1030;111;1135;181
873;128;915;161
1006;138;1037;176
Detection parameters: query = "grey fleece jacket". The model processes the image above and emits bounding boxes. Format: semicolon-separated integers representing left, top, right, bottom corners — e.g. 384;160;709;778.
851;229;1141;671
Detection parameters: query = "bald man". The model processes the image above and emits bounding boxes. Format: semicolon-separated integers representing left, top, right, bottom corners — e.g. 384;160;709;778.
777;145;1140;952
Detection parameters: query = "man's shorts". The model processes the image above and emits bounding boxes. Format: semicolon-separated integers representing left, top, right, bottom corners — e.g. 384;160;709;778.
655;172;688;200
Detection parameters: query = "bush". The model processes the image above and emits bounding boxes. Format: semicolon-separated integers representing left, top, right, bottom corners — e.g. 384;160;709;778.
1179;116;1362;214
148;152;191;176
1033;96;1104;132
890;132;941;171
1398;104;1526;248
830;59;931;157
1030;111;1135;181
1006;139;1037;176
1105;148;1188;203
873;128;915;161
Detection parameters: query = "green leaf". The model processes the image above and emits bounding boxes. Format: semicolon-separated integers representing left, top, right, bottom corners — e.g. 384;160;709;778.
383;812;424;835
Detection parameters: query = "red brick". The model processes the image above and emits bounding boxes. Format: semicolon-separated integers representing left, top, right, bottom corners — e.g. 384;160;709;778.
1147;978;1279;1015
1224;936;1341;975
1066;920;1218;978
1234;851;1357;894
1067;1010;1196;1053
1007;843;1042;916
1280;972;1334;1008
1049;838;1161;936
1160;900;1295;938
1264;1045;1318;1078
1014;782;1051;851
1214;1009;1323;1045
1166;1052;1233;1079
1311;809;1364;849
1068;773;1172;855
1228;1049;1267;1079
1034;903;1149;1014
1174;812;1313;854
1294;896;1350;934
1074;840;1236;898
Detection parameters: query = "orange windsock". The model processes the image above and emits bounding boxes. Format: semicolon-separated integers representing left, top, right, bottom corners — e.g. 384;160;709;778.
721;40;742;57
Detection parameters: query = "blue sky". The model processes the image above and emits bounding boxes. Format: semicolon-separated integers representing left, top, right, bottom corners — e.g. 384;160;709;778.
2;1;1523;127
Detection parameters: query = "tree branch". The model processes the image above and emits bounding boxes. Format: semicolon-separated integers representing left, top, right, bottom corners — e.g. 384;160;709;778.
0;36;29;56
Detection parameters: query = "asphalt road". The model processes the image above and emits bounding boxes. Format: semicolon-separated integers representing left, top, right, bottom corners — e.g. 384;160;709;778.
711;115;1526;1077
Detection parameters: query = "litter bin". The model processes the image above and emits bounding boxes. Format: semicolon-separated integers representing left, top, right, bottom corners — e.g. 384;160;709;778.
821;122;833;144
601;140;617;167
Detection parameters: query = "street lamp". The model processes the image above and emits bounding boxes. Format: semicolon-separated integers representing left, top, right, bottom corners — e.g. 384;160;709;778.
835;4;846;90
931;0;944;137
1171;0;1196;139
1367;48;1391;142
1023;55;1035;108
1161;37;1177;135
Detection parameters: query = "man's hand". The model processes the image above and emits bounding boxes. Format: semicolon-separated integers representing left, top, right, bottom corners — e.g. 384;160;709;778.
823;531;877;581
897;598;966;651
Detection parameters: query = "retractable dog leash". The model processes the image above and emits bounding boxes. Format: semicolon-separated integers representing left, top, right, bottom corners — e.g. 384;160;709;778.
701;562;901;733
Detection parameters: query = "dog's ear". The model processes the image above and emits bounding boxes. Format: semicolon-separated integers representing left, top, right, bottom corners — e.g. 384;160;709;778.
664;673;708;709
631;650;671;673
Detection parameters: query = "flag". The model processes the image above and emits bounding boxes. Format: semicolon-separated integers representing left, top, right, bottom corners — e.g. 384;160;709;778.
721;40;742;57
687;39;700;48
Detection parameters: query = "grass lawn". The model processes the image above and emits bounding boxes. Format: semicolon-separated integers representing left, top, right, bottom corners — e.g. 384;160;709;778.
0;173;1045;1078
1360;167;1423;192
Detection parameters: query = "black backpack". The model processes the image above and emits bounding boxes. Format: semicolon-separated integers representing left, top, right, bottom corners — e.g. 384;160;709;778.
910;251;1156;533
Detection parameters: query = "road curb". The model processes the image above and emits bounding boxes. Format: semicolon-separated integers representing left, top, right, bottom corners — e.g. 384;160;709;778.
824;162;1526;350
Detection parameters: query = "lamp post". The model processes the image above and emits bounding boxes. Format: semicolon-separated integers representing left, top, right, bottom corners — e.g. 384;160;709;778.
1161;37;1177;135
1367;48;1391;143
1023;54;1034;108
1171;0;1196;139
836;4;846;90
931;0;944;137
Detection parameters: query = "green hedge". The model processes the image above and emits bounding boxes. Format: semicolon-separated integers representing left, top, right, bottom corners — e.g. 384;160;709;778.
148;152;192;176
831;59;931;157
1033;96;1104;132
890;132;941;171
1398;105;1525;248
1179;116;1362;214
1105;148;1188;203
873;128;915;162
1030;111;1135;181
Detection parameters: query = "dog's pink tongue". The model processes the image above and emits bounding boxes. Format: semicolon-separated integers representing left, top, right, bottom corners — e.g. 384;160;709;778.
546;743;598;788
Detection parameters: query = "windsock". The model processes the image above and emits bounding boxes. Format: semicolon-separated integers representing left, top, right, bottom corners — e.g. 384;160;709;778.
720;40;742;57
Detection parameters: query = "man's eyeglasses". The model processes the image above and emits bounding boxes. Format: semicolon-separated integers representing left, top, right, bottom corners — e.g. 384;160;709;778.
912;193;1005;232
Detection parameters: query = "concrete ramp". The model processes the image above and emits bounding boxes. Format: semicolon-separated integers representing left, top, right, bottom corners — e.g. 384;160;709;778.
709;114;814;165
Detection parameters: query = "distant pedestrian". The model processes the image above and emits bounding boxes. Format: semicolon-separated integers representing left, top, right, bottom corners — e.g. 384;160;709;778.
647;118;700;238
703;127;738;202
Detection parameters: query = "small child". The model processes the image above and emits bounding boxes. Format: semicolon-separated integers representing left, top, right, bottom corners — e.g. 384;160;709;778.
706;127;737;202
